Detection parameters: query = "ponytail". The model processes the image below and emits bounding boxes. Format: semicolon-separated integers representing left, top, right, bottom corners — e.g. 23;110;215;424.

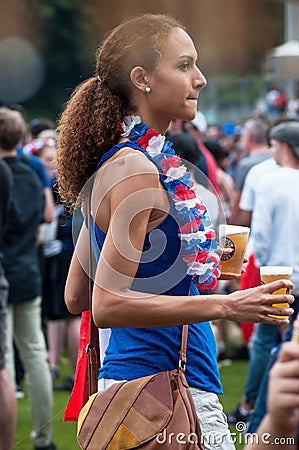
56;76;125;207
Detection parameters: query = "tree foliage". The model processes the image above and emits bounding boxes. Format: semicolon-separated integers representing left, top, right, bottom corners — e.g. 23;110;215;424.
19;0;284;122
24;0;95;121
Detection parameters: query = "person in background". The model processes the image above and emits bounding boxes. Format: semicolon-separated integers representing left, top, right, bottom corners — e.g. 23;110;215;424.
19;119;55;225
167;117;214;188
287;85;299;120
228;118;270;225
15;130;56;397
244;341;299;450
227;120;299;430
1;108;55;398
203;139;234;220
185;110;220;194
23;137;57;181
51;201;80;392
166;118;187;135
0;107;56;450
23;136;80;390
219;130;243;181
225;118;271;361
265;87;287;123
205;124;223;141
0;158;16;450
28;117;56;141
236;155;280;347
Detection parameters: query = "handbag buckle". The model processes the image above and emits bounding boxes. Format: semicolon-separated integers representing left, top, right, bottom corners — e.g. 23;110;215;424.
179;359;186;371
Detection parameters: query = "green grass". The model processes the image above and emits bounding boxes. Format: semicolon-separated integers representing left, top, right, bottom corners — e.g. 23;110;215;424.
14;358;78;450
220;361;249;450
14;358;249;449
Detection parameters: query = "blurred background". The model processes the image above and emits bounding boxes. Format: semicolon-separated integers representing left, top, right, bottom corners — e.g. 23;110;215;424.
1;3;298;448
0;0;298;125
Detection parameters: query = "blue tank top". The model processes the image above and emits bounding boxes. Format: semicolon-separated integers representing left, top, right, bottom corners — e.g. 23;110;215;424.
93;141;222;394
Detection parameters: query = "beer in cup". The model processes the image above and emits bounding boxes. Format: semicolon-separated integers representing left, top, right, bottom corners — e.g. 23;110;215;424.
260;266;293;319
219;224;250;277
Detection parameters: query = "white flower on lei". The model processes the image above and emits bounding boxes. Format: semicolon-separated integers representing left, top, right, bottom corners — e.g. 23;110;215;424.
147;134;165;158
164;165;187;183
186;261;216;276
121;115;142;137
173;197;199;211
179;230;207;244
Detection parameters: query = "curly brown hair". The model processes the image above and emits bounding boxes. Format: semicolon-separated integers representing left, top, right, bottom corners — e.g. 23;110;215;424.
56;13;184;207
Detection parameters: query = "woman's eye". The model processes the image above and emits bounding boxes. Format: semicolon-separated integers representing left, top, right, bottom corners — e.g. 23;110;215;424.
180;62;189;71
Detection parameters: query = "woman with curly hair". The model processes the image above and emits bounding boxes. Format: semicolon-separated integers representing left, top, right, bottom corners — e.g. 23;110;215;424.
56;13;294;449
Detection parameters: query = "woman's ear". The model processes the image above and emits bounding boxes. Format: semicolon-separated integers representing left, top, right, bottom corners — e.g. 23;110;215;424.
130;66;150;93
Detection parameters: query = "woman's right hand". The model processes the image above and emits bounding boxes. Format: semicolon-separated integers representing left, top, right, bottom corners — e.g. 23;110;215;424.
224;279;294;324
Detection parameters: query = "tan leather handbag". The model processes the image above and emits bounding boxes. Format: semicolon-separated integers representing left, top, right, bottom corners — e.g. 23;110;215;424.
77;325;204;450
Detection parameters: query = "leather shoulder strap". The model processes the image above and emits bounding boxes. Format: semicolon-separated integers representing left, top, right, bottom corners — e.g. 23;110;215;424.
180;325;189;370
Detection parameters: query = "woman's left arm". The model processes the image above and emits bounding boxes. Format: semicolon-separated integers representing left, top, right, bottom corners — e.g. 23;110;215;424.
65;223;91;314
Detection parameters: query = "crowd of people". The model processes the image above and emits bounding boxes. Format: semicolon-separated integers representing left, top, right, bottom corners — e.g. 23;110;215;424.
0;110;79;450
0;11;299;450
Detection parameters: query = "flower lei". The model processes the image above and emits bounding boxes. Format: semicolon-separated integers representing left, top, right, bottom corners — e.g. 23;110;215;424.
121;115;221;290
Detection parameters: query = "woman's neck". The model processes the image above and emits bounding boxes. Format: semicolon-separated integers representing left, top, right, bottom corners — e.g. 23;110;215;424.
136;113;169;135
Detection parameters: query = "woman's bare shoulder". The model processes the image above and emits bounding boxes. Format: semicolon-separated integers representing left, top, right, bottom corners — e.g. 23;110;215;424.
96;147;159;190
109;147;158;173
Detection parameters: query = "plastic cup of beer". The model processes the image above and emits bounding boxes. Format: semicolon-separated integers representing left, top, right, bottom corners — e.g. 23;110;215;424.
260;266;293;319
219;224;250;277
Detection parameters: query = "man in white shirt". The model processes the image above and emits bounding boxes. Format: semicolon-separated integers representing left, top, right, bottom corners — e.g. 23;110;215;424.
253;122;299;277
227;120;299;431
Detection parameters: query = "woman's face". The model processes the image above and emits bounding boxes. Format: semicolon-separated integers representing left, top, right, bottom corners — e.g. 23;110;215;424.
145;27;207;131
40;145;56;177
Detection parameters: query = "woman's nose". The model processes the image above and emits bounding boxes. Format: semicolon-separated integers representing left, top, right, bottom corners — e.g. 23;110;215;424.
194;67;207;90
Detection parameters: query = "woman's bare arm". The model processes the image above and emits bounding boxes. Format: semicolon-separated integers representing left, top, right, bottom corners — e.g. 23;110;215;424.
85;152;294;328
65;252;90;314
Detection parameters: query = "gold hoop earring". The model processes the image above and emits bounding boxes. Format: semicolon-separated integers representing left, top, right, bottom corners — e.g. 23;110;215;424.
145;86;151;93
